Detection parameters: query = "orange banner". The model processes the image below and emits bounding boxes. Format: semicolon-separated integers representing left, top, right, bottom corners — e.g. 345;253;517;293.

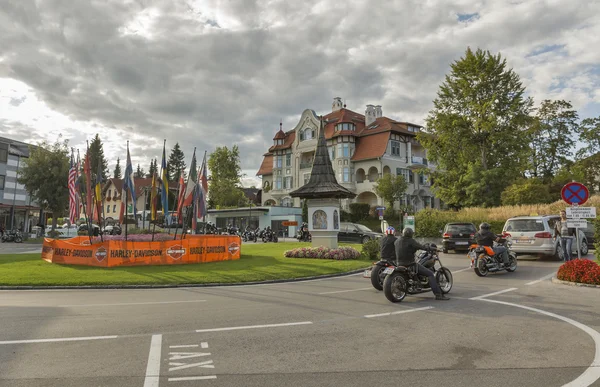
41;235;241;267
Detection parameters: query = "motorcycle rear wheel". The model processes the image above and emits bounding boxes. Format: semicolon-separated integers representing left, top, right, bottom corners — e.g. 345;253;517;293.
474;258;489;277
506;253;517;272
383;272;407;303
370;264;386;291
436;267;453;294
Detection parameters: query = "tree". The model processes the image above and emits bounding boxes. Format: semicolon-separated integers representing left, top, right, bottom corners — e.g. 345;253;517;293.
501;178;553;205
113;158;122;179
302;199;308;223
373;173;408;210
207;145;246;208
147;159;157;178
134;164;145;178
418;47;533;208
577;116;600;158
528;100;578;182
17;137;70;231
167;143;186;181
87;134;109;181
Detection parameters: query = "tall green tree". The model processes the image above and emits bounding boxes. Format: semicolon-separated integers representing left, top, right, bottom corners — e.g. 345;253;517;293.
167;143;186;181
577;116;600;158
147;159;158;177
88;134;109;181
501;178;553;205
373;173;408;210
113;157;122;179
207;146;246;208
134;164;145;178
17;137;70;231
528;100;578;182
418;47;533;207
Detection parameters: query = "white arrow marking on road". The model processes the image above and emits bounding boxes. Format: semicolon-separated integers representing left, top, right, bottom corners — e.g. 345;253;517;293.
169;352;211;361
365;306;434;319
169;360;214;371
143;334;162;387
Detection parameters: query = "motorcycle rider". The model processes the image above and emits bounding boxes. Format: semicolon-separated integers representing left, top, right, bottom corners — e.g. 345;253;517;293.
379;226;397;262
394;227;449;301
475;222;509;266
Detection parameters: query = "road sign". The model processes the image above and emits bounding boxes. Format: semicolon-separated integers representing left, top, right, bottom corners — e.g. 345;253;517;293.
282;221;298;226
567;220;588;228
566;207;596;219
561;182;589;205
376;206;386;210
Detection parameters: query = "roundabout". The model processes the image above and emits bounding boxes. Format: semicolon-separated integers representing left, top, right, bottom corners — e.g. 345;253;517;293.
1;252;599;387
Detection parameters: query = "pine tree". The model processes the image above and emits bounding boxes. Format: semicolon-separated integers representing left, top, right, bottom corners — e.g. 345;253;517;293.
134;164;145;178
88;133;109;181
113;158;122;179
147;159;158;177
167;143;186;181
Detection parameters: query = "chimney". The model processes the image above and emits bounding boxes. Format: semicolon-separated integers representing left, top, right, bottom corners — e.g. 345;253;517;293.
332;97;343;112
365;104;376;126
375;105;382;118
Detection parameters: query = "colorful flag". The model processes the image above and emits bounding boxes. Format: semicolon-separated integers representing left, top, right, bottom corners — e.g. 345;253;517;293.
197;152;208;219
160;141;169;217
94;154;104;222
123;142;137;219
84;146;93;221
68;150;78;223
175;171;186;221
182;149;197;207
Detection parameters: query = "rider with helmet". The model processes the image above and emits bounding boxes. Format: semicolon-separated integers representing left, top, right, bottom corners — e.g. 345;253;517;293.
394;227;449;301
379;226;397;262
475;222;509;266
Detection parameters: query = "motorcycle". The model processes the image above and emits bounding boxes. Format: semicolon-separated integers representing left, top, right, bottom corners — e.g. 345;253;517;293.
382;243;453;303
242;228;257;243
2;229;23;243
296;224;311;242
262;228;278;243
364;259;397;291
469;235;517;277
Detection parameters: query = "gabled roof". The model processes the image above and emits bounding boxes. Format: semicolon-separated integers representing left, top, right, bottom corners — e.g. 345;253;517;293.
268;130;296;152
361;117;422;136
322;108;366;138
102;177;177;199
351;132;391;161
256;154;273;176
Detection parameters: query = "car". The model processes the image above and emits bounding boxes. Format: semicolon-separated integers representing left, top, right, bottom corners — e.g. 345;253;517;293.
581;221;595;249
102;224;122;235
441;223;476;253
502;215;588;260
338;222;384;244
77;224;101;236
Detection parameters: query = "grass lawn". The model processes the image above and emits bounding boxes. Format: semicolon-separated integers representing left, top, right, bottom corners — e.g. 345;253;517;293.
0;242;369;287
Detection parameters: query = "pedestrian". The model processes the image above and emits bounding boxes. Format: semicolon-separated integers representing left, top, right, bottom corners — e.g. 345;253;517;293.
554;210;574;261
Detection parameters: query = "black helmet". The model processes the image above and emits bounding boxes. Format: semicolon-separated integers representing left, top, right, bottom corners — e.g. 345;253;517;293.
479;222;491;230
402;227;414;238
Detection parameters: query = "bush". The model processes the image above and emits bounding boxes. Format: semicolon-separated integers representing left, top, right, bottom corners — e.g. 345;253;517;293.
360;238;380;261
340;209;352;222
557;259;600;285
415;208;505;237
349;203;370;222
594;218;600;255
284;246;360;260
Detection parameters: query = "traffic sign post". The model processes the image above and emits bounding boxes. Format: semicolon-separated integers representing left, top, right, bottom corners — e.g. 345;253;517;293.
376;206;385;221
561;182;589;205
562;182;594;260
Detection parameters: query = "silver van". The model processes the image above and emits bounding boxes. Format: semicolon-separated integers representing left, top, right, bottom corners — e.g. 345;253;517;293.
502;216;588;259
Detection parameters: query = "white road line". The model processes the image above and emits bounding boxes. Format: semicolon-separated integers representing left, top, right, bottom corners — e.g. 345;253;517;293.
525;273;555;286
0;335;118;345
196;321;312;333
318;287;372;295
168;376;217;381
170;344;198;348
365;306;434;319
478;298;600;387
201;342;209;348
453;267;472;273
59;300;206;307
469;287;518;300
143;334;162;387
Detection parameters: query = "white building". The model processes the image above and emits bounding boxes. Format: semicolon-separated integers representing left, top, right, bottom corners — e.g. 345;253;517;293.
256;98;440;212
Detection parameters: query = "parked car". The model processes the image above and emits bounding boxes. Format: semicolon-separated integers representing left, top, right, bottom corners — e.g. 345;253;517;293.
102;224;122;235
77;224;100;236
338;222;383;244
502;215;588;259
581;221;595;249
441;222;476;253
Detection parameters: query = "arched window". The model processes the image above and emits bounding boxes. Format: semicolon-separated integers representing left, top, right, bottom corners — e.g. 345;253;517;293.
302;128;315;141
281;197;293;207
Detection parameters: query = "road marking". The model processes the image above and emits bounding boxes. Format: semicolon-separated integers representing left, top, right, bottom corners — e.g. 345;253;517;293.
525;273;555;286
59;300;206;307
365;306;434;319
453;267;471;273
0;335;118;345
201;342;208;348
196;321;312;333
469;287;518;300
168;376;217;381
143;334;162;387
477;298;600;387
170;344;198;348
318;287;372;295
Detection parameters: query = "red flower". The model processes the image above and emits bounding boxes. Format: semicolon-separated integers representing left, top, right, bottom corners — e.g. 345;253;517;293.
557;259;600;285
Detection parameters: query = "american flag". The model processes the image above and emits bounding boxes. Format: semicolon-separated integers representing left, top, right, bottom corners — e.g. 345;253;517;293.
68;150;78;223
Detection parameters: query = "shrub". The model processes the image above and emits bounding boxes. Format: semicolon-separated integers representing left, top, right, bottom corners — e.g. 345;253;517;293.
360;238;380;261
557;259;600;285
284;246;361;260
594;218;600;255
349;203;370;222
415;208;505;237
340;209;352;222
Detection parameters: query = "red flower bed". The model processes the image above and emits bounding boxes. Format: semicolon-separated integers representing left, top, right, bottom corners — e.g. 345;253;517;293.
556;259;600;285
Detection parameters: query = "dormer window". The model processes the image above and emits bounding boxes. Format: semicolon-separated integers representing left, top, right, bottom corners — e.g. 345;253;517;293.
335;123;355;132
274;139;284;146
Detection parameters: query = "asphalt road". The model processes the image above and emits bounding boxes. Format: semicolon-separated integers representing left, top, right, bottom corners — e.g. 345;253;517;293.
1;250;599;387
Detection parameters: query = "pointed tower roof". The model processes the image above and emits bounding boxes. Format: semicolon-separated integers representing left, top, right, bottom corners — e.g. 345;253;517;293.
290;117;356;199
273;121;285;140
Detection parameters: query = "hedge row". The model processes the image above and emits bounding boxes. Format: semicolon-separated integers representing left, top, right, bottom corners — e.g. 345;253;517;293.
415;209;506;237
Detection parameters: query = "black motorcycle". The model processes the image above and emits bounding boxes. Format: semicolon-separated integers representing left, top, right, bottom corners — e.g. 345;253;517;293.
296;224;311;242
262;228;278;243
365;259;397;291
382;243;453;303
242;228;257;243
2;229;23;243
469;235;517;277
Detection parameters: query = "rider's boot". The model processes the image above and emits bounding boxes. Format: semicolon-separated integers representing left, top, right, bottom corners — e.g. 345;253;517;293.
435;293;450;301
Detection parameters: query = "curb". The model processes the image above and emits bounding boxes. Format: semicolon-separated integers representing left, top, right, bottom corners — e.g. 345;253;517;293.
0;268;370;291
551;276;600;289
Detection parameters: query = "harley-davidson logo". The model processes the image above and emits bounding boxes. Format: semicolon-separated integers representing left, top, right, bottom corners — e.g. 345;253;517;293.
95;246;107;262
167;245;186;260
81;240;91;246
228;242;240;255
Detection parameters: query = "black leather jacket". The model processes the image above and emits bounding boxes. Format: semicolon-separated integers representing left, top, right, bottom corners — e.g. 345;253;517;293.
379;235;397;261
475;230;497;247
394;237;427;266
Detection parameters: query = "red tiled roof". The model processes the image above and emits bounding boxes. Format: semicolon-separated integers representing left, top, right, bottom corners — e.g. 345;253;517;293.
322;109;366;138
268;130;296;152
273;129;286;140
103;177;177;199
351;132;391;161
256;154;273;176
360;117;422;136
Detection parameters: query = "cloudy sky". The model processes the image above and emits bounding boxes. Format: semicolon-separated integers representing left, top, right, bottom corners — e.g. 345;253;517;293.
1;0;599;187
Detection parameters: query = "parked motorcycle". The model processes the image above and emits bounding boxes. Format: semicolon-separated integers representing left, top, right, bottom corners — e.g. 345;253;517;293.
262;228;278;243
242;227;258;243
382;243;453;303
296;223;311;242
2;229;23;243
469;235;517;277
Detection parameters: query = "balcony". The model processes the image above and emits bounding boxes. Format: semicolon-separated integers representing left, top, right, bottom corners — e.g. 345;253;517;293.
409;156;428;169
300;162;313;169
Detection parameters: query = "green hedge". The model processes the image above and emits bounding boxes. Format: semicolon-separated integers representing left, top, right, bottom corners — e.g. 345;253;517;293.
415;209;506;237
594;218;600;255
349;203;370;222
